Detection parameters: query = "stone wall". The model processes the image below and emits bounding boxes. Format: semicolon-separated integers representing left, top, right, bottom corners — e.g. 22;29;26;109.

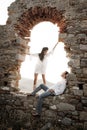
0;0;87;129
0;90;87;130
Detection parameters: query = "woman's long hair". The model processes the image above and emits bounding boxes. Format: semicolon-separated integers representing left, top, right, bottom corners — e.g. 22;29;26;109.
39;47;48;61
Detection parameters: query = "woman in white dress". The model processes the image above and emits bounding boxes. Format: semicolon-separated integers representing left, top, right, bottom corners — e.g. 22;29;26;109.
30;43;58;90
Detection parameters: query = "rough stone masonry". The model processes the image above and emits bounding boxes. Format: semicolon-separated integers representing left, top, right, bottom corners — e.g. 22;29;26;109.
0;0;87;130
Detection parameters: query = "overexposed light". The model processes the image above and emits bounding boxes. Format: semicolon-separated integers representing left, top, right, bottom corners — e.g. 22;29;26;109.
29;22;59;53
20;21;70;84
46;42;69;83
0;0;15;25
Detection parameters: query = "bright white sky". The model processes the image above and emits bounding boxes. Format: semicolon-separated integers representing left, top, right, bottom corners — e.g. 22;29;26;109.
0;0;15;25
20;22;70;83
0;0;70;85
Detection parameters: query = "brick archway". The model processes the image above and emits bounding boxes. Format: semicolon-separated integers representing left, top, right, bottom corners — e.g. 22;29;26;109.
14;6;66;38
13;6;69;89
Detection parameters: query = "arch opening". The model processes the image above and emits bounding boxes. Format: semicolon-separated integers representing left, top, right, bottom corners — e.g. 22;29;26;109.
19;21;70;93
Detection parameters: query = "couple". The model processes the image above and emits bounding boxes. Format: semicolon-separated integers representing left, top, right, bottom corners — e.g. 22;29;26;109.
28;71;69;117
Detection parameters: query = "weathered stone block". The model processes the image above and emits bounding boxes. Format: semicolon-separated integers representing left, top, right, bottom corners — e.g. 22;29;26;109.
57;103;75;111
80;112;87;121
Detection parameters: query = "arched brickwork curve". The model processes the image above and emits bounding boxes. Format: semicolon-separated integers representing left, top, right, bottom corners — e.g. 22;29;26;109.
14;6;67;38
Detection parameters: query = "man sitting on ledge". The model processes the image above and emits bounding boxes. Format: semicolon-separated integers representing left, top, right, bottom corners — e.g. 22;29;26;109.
28;71;69;116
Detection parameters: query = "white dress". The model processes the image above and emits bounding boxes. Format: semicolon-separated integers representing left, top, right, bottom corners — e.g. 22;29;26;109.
30;51;53;74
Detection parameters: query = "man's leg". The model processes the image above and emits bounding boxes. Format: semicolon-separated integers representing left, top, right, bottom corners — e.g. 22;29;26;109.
36;91;54;115
31;84;48;96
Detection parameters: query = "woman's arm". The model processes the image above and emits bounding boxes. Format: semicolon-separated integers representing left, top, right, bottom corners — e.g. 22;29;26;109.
52;42;58;51
26;53;38;57
46;42;58;57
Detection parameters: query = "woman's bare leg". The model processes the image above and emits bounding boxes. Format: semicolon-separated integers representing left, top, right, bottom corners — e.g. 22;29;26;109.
42;74;46;85
33;73;38;90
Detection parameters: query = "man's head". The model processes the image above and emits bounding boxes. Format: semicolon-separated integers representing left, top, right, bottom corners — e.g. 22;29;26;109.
61;71;69;79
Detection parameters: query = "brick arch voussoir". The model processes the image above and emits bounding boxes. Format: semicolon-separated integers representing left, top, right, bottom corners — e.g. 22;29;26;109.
14;6;66;38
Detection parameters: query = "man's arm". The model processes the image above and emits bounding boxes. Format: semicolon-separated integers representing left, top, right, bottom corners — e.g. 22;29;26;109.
48;89;55;93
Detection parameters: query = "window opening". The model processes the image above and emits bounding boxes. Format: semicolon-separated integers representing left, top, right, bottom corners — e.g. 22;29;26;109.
4;81;8;86
78;83;83;90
